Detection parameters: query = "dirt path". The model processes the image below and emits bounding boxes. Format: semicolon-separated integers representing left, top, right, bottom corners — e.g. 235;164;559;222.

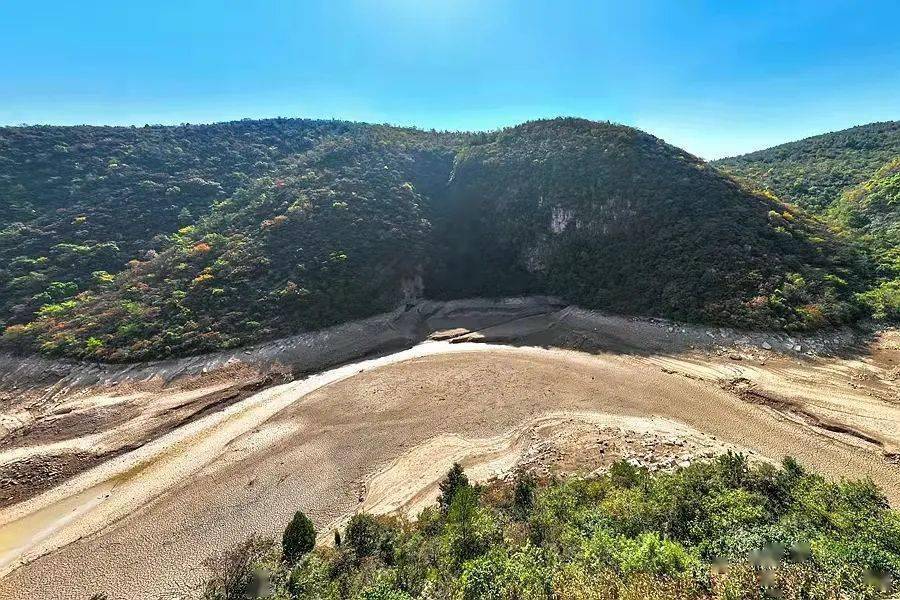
1;339;898;600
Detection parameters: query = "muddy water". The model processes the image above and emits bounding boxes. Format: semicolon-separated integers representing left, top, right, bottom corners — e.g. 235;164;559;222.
0;479;115;571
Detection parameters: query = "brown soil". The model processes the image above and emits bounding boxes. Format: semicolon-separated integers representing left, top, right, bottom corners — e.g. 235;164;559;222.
0;404;142;451
0;299;897;600
0;374;285;509
0;452;101;508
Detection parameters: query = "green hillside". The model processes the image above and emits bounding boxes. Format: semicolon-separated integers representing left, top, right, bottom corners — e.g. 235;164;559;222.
0;119;375;328
829;158;900;319
429;119;864;331
0;118;873;361
715;121;900;211
1;127;463;360
199;457;900;600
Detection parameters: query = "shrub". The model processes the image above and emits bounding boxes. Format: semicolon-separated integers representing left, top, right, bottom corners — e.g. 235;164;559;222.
282;510;316;564
438;462;470;511
513;474;536;518
358;580;413;600
615;532;699;577
458;545;551;600
345;514;392;561
287;552;338;599
201;535;273;600
858;280;900;320
608;460;646;489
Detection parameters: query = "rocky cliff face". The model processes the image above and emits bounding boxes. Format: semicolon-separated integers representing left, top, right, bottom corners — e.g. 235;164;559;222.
425;118;864;332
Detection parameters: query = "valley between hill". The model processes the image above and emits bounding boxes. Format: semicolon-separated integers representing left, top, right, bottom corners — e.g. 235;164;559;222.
0;298;897;599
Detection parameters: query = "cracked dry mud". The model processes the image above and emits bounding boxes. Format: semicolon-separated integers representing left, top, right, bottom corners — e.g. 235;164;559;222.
0;299;898;600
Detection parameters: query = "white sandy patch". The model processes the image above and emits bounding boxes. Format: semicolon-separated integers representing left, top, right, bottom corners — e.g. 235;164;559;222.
358;411;745;519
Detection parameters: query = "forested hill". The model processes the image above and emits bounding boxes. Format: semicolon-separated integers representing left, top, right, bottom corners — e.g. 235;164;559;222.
714;121;900;211
0;120;469;326
829;158;900;319
429;119;864;329
830;158;900;240
0;118;874;361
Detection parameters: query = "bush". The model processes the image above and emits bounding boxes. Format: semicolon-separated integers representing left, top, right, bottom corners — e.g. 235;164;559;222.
345;514;394;561
287;552;338;599
201;535;273;600
615;532;699;577
513;474;536;518
438;462;470;511
458;545;551;600
858;280;900;320
358;580;413;600
282;510;316;564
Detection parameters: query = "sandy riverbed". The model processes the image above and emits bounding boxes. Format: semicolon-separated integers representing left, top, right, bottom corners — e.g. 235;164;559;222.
0;300;898;599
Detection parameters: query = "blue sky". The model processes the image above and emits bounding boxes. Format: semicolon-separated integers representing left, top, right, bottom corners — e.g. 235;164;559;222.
2;0;898;158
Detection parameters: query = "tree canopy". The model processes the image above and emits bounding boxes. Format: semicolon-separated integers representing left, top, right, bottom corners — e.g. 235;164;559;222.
0;118;885;361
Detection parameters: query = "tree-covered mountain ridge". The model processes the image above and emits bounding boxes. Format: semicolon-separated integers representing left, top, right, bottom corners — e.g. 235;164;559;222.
714;121;900;212
715;121;899;322
828;158;900;319
0;117;881;361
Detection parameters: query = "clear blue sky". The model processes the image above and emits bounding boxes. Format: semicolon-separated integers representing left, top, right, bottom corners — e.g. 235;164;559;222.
2;0;898;158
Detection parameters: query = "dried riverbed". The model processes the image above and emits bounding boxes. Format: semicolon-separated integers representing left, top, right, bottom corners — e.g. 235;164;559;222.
0;298;897;599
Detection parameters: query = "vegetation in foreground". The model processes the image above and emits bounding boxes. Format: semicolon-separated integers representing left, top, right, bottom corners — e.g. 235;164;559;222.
195;456;898;600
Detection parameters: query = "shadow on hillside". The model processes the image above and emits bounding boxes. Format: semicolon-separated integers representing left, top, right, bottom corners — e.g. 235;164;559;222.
0;299;892;398
429;305;886;365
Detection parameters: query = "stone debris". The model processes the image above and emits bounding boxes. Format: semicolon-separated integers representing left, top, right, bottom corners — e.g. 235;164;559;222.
492;421;757;483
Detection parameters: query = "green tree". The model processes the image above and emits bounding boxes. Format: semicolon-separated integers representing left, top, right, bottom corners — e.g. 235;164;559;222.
345;513;386;560
445;486;496;568
513;474;536;518
438;462;470;511
282;510;316;563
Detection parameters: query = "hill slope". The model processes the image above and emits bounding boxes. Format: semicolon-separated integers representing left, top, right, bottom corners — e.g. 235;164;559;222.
0;119;381;328
829;158;900;319
429;119;864;330
830;157;900;238
714;121;900;211
2;127;463;360
1;118;870;361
